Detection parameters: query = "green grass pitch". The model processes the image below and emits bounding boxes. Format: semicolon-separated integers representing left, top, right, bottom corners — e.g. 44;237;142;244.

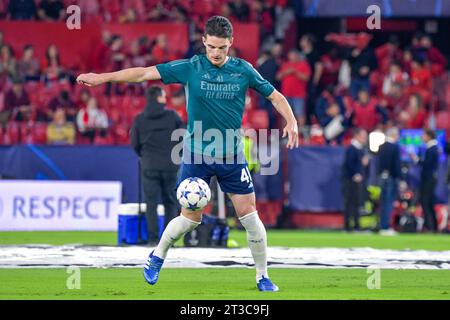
1;230;450;300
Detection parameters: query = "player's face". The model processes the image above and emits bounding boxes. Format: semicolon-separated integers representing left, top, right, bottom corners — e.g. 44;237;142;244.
203;35;233;67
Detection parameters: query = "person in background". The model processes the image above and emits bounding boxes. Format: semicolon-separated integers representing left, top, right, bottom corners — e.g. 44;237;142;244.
315;86;351;144
257;43;282;129
131;86;184;245
377;127;401;235
398;93;427;129
38;0;65;21
47;90;77;122
299;33;321;126
350;88;388;132
43;44;64;83
276;49;311;132
0;44;18;78
348;37;378;99
420;34;447;77
7;0;37;20
47;108;75;145
342;128;369;232
411;129;440;233
76;96;109;143
17;44;41;81
4;77;32;122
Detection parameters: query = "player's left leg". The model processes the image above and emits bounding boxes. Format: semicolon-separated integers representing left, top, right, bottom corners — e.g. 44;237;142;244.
228;192;279;292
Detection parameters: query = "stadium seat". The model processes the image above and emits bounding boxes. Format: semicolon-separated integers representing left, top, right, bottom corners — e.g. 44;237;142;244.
5;122;21;145
32;122;48;145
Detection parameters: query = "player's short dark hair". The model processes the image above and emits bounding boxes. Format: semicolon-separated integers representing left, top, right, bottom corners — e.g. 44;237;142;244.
424;128;436;140
204;16;233;39
146;85;164;101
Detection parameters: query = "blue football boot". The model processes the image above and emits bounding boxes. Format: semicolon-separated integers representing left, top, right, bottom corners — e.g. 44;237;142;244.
143;250;164;285
257;276;279;292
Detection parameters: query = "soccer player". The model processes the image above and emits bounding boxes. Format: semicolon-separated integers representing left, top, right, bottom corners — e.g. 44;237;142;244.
77;16;298;292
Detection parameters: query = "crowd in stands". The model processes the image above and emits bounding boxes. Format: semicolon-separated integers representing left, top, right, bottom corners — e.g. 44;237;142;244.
257;31;449;145
0;0;448;147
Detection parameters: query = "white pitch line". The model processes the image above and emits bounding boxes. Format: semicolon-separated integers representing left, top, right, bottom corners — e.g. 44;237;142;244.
1;245;450;269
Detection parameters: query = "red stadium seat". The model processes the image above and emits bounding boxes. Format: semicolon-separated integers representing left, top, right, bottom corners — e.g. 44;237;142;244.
32;122;48;145
5;122;21;145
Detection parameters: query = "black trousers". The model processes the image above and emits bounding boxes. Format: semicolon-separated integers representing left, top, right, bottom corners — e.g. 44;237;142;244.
343;178;363;231
420;177;438;232
141;169;179;241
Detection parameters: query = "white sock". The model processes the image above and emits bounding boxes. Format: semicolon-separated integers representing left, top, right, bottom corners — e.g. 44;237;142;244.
239;211;268;282
153;214;200;259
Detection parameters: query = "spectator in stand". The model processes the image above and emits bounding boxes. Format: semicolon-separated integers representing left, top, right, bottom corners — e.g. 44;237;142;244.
47;90;77;123
411;32;427;62
4;77;32;122
91;31;112;72
408;57;432;105
348;37;378;99
257;43;282;129
76;96;109;143
119;8;138;24
7;0;37;20
375;35;402;75
42;44;64;83
0;31;4;48
38;0;65;22
381;82;408;120
0;44;17;78
17;44;40;82
420;34;447;77
126;39;148;68
377;127;401;235
78;0;100;22
107;35;126;71
398;94;427;129
276;49;311;130
76;88;89;108
381;61;408;97
47;108;76;145
318;44;341;92
350;88;388;132
401;47;413;74
410;129;439;233
251;0;274;41
299;34;321;125
315;86;351;144
168;88;187;124
152;34;176;64
342;128;369;232
229;0;250;22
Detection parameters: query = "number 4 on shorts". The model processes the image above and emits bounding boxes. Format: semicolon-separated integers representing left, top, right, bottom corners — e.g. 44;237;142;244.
240;167;252;184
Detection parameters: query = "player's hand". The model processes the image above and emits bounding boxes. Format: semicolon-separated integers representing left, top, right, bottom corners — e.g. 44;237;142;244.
76;73;103;86
283;122;299;149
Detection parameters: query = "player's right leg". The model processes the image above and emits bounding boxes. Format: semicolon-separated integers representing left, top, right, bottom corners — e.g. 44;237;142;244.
144;155;212;286
144;208;203;285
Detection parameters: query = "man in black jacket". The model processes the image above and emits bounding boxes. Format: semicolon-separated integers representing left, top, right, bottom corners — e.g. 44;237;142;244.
377;127;401;235
412;129;440;232
131;86;185;244
342;128;369;231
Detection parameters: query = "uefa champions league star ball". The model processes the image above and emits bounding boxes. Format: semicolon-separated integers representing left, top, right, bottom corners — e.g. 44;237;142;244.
176;177;211;210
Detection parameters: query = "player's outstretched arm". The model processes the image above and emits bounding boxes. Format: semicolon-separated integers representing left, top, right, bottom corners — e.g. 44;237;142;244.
267;89;299;149
76;66;161;86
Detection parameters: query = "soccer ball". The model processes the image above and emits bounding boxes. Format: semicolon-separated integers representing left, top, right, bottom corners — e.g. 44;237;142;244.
176;177;211;210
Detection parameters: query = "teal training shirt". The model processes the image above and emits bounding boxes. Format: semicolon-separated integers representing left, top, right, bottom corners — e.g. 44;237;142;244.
156;54;275;158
